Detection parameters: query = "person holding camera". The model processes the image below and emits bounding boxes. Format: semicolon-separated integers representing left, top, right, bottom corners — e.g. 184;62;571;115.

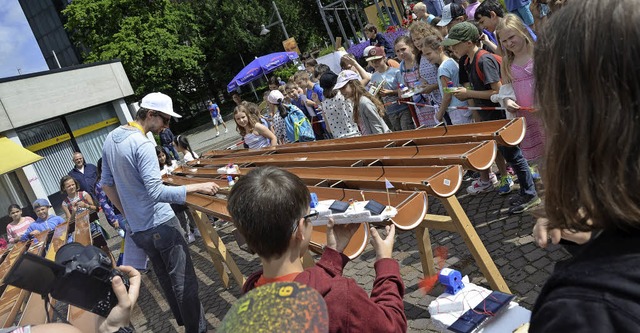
0;265;141;333
101;92;219;333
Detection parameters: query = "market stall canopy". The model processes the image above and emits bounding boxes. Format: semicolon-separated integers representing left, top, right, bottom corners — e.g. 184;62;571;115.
0;137;43;175
227;52;299;92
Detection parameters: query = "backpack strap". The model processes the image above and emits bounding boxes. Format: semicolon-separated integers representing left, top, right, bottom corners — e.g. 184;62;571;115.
473;49;503;85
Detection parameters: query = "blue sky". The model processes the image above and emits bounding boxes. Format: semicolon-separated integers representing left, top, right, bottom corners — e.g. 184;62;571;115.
0;0;48;79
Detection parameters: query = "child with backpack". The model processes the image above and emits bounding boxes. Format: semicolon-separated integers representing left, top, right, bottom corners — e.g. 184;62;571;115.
267;90;315;143
445;21;539;214
420;34;472;124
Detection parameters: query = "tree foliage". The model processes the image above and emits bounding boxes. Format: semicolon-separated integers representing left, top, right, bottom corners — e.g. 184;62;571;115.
64;0;332;110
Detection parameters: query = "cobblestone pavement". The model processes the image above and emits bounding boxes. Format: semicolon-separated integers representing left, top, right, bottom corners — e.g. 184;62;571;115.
110;122;571;332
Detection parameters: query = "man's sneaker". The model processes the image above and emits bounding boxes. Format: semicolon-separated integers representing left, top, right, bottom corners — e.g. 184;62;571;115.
497;176;514;195
225;128;228;133
467;179;495;195
508;195;542;214
216;131;220;137
187;232;196;244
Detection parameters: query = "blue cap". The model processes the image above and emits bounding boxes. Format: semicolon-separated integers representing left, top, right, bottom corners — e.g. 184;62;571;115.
33;198;51;208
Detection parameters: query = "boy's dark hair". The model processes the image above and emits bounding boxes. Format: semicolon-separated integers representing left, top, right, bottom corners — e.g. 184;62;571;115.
364;23;378;33
313;63;331;80
474;0;504;20
304;58;318;68
227;167;311;260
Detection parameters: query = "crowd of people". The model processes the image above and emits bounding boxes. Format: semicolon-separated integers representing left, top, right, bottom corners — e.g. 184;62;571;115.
6;0;640;332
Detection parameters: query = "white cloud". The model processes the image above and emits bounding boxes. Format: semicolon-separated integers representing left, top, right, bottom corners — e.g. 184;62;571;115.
0;0;48;78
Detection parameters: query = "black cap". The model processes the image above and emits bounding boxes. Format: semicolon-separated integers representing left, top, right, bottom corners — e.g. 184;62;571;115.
319;71;339;91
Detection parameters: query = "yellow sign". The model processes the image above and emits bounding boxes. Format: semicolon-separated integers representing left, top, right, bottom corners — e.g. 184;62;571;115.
282;37;301;54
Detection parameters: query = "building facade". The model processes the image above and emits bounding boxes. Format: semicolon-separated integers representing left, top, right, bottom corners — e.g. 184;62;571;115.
0;60;135;228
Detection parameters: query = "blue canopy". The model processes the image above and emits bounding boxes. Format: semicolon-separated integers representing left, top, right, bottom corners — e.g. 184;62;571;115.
227;51;299;92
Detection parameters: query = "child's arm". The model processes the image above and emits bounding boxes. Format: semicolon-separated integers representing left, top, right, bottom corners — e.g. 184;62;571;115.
454;81;502;101
254;123;278;147
437;76;453;122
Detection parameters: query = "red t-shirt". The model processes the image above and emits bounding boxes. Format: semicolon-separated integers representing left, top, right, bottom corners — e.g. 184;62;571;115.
255;272;301;288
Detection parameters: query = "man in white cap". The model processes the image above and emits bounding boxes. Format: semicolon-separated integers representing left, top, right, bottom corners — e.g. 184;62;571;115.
101;92;218;333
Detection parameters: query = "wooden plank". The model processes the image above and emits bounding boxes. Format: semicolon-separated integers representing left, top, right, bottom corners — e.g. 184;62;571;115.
194;141;497;171
191;210;245;288
201;118;525;158
416;226;436;278
191;210;231;288
174;165;463;198
439;196;510;293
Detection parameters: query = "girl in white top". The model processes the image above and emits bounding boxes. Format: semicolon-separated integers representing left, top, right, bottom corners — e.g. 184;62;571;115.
174;134;198;162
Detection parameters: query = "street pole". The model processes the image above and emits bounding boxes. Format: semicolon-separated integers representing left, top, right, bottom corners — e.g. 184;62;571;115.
272;1;289;39
316;0;336;49
239;53;260;101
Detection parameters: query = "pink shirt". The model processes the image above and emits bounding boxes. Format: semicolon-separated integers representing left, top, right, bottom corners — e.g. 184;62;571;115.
7;217;35;243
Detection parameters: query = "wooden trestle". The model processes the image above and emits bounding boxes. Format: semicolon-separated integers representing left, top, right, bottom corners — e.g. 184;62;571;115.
168;119;525;293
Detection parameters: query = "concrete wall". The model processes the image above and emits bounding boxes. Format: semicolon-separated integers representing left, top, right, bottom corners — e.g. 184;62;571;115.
0;61;134;132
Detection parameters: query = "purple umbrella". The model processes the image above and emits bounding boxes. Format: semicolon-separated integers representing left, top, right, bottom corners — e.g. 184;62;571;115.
227;51;299;92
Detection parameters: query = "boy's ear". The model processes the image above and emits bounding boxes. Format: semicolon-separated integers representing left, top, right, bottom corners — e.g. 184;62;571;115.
490;11;497;19
293;218;306;240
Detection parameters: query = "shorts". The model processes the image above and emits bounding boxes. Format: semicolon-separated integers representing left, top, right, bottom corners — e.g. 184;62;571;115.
211;114;223;125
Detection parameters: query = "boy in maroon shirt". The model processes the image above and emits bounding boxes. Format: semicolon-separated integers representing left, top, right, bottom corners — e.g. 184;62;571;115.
228;166;407;333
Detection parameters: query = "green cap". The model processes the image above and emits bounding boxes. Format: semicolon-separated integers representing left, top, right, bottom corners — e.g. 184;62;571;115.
441;22;479;46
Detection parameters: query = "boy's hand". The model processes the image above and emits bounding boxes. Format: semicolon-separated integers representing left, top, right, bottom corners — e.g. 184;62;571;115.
453;87;470;101
326;218;359;253
370;224;396;261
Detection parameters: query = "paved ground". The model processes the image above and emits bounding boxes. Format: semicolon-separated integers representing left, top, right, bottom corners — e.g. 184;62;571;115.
109;119;571;332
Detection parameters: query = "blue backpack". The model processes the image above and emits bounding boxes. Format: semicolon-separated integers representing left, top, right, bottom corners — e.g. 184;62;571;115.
283;105;315;143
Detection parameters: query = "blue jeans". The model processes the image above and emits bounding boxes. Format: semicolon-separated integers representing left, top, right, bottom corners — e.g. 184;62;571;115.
130;217;207;333
163;144;180;161
498;145;537;197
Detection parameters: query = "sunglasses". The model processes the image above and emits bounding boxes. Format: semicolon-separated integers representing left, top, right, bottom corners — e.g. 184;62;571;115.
155;112;171;125
292;210;319;233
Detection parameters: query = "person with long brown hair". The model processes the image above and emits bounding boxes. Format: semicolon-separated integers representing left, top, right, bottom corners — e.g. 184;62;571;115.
529;0;640;331
333;70;390;135
233;104;277;149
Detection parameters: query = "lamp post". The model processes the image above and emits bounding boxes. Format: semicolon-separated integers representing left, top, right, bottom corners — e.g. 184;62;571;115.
260;1;289;39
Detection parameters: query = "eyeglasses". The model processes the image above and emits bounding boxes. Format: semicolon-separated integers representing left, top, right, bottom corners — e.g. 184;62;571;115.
292;210;319;234
155;112;171;125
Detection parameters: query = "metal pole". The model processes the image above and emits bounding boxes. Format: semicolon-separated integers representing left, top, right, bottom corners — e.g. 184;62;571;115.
353;2;365;39
316;0;336;48
272;1;289;39
372;0;384;28
52;50;61;69
334;9;350;49
382;0;394;26
239;53;260;101
342;1;358;44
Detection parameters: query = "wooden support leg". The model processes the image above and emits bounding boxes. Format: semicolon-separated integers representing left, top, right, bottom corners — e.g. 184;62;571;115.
415;226;436;277
302;251;315;269
192;210;246;288
439;196;511;293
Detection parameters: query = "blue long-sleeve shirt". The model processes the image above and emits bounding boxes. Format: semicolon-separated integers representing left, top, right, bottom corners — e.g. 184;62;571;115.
101;125;186;233
20;215;64;242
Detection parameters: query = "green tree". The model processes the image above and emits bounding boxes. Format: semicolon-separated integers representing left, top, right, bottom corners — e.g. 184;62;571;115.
63;0;205;114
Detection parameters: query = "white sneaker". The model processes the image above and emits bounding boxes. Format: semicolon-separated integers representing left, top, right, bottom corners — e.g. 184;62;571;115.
467;179;495;195
193;228;202;237
225;128;228;133
187;232;196;244
216;132;220;137
489;172;498;185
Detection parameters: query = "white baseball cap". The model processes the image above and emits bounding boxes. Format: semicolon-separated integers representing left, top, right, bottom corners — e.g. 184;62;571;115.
438;4;454;26
363;46;376;59
333;70;360;90
267;90;285;105
140;92;182;118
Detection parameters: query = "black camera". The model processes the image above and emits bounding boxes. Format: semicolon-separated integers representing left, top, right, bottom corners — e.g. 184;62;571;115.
3;243;129;317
